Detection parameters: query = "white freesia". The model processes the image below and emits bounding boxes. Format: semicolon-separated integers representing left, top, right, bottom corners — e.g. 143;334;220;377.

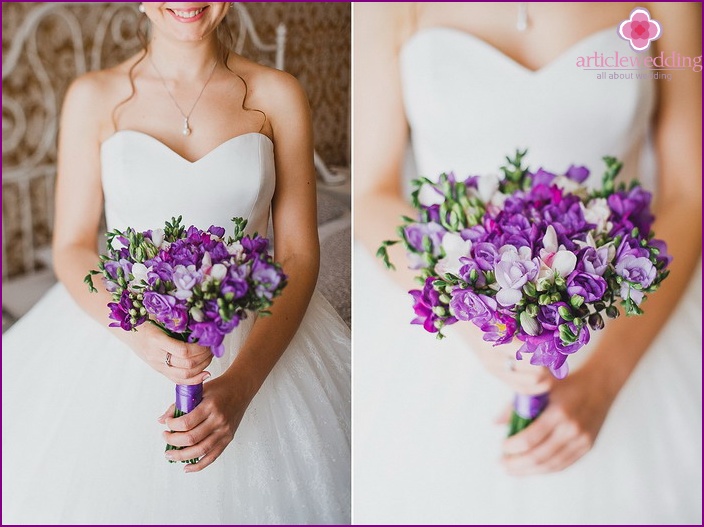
210;263;227;281
581;198;612;233
434;233;471;276
150;228;165;248
227;240;244;259
131;262;149;283
190;306;204;322
418;183;445;207
109;236;126;251
476;174;500;203
535;225;577;290
553;175;588;198
201;251;212;273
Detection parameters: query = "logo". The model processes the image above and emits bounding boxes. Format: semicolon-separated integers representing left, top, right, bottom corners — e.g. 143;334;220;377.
618;7;661;52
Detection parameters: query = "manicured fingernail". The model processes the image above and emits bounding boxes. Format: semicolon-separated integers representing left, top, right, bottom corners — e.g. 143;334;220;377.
165;452;175;461
202;372;211;380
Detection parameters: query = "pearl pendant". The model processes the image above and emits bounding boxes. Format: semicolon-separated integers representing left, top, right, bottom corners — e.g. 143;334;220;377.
182;117;191;136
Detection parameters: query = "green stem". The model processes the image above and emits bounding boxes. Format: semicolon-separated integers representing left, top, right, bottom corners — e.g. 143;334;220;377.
508;410;535;437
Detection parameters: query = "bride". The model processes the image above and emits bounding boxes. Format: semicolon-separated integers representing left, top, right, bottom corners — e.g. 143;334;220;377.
3;2;350;524
354;2;701;524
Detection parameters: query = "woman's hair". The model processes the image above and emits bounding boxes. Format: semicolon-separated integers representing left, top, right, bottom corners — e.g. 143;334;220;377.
111;7;267;132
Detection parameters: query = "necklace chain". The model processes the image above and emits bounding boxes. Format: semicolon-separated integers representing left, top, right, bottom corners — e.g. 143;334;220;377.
148;53;218;137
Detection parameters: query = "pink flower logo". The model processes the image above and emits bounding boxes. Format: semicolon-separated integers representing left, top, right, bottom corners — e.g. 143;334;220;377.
618;7;662;52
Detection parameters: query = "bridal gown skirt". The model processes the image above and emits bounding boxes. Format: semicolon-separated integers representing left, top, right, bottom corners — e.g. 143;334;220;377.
353;245;702;525
3;285;351;524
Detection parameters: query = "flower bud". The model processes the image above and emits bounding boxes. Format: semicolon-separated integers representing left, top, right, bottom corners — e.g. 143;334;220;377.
525;303;539;317
432;306;447;317
439;294;452;305
538;294;551;305
605;305;620;319
569;294;584;308
588;313;605;330
557;305;574;321
558;323;577;344
520;311;541;336
522;281;537;297
554;275;566;288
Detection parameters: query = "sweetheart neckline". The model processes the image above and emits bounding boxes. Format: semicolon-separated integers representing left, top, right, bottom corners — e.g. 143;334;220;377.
101;130;273;165
401;25;619;75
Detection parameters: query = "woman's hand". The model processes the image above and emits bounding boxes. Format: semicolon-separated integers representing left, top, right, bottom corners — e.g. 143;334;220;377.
158;375;252;472
124;323;213;385
474;340;554;396
499;365;615;475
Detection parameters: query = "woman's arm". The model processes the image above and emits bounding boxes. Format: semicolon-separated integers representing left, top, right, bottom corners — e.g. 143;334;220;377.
53;72;213;386
355;3;418;289
162;70;324;471
354;3;553;394
502;2;702;475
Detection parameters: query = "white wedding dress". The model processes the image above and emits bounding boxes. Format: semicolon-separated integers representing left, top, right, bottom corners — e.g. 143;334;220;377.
354;27;701;524
3;131;351;524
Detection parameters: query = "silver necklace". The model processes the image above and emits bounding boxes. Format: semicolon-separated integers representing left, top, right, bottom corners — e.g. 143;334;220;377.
517;2;529;32
148;54;218;136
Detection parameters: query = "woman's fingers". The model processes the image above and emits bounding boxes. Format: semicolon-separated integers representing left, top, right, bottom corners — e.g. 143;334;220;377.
502;409;558;456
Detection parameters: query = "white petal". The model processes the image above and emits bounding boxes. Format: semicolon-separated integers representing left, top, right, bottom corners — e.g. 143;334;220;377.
496;287;523;306
542;225;558;253
551;251;577;277
131;262;149;282
418;183;445;207
210;263;227;280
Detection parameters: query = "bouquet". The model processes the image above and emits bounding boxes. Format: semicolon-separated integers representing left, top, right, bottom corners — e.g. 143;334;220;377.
86;216;287;462
378;150;670;435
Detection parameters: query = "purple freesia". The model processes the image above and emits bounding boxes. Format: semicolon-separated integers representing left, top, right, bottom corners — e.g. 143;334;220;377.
172;264;202;300
531;168;557;187
208;225;226;238
608;187;654;235
189;322;225;357
404;222;446;254
565;165;590;183
251;259;284;300
449;288;496;327
107;291;142;331
518;333;570;379
163;304;189;333
616;255;656;304
536;302;569;331
578;246;611;276
142;291;176;318
494;246;538;306
566;271;607;302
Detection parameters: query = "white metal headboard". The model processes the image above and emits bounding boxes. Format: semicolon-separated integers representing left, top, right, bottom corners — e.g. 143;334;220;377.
2;2;286;281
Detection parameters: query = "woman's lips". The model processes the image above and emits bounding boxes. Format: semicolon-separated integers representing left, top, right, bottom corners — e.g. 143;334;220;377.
167;5;208;23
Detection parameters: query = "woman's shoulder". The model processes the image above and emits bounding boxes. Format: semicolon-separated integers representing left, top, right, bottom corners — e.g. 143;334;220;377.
232;55;309;123
67;54;141;100
63;54;143;131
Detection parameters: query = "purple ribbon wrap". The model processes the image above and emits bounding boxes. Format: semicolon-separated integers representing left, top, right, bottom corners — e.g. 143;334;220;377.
175;383;203;413
513;392;549;419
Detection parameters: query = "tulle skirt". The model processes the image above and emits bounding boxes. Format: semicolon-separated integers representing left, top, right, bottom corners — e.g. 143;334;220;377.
353;244;701;525
3;285;351;525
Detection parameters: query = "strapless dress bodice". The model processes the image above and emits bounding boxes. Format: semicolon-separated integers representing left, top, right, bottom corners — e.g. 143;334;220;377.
400;26;656;189
100;130;275;236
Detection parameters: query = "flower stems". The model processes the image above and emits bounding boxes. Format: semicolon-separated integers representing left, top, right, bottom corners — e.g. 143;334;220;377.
508;392;549;437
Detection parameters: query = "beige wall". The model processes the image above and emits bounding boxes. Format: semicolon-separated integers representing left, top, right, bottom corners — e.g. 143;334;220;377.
1;2;350;277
